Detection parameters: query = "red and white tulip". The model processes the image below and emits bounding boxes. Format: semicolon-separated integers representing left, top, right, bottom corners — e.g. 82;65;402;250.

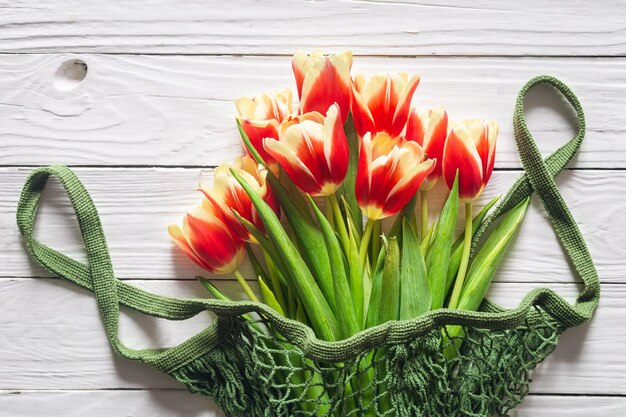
351;72;420;138
292;50;353;123
263;103;349;196
355;132;435;220
168;198;245;274
200;155;278;243
405;107;448;190
442;119;498;202
235;89;293;165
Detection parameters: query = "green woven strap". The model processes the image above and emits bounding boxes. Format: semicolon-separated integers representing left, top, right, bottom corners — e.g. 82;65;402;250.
473;75;600;320
16;75;599;374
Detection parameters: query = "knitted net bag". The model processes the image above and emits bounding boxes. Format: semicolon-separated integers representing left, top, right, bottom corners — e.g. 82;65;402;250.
16;76;599;417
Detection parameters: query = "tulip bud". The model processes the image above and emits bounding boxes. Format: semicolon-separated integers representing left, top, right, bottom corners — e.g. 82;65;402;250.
168;198;245;274
351;72;420;138
406;107;448;190
292;50;353;123
200;155;278;243
355;132;435;220
442;119;498;202
264;103;349;196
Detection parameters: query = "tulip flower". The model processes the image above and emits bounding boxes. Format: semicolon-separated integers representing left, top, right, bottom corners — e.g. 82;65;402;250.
235;89;293;165
442;119;498;203
292;50;353;123
168;197;258;301
356;132;435;221
168;198;245;275
443;119;499;311
200;155;278;243
406;107;449;235
264;103;349;197
351;72;420;138
355;131;434;268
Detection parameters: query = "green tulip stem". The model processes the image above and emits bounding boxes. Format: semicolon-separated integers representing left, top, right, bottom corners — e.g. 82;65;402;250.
359;218;375;269
234;269;259;302
327;193;350;250
420;190;428;240
448;202;473;310
371;219;381;264
324;196;334;226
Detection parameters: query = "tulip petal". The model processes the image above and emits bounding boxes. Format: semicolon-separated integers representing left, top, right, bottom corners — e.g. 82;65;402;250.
322;104;349;188
236;118;280;164
264;136;323;195
168;223;214;271
406;108;430;146
184;209;243;274
356;133;433;220
352;72;420;138
443;124;484;201
483;121;498;185
351;85;376;137
292;50;309;99
300;55;352;123
390;74;420;137
362;74;396;135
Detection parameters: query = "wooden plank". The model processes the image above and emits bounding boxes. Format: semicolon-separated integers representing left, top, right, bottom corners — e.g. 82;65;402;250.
0;278;620;394
0;390;224;417
0;54;624;168
515;395;626;416
0;391;623;417
0;1;624;56
1;167;621;283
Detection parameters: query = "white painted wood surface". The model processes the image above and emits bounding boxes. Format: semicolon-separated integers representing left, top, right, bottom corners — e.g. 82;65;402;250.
0;1;624;416
1;55;625;168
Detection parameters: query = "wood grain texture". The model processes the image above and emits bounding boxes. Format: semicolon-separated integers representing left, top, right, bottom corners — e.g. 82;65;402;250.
0;0;624;56
1;167;622;283
0;54;624;167
0;2;622;413
0;278;620;395
0;391;623;417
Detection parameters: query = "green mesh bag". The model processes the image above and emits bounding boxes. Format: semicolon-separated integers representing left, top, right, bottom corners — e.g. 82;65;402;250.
16;76;599;417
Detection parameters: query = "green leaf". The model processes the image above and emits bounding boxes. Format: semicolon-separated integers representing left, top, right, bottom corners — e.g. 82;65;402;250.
261;250;288;316
237;119;266;167
366;241;387;328
457;197;530;312
341;195;362;247
427;175;459;310
420;221;435;255
258;276;285;316
231;169;339;341
197;276;264;332
400;220;431;320
444;195;500;297
265;174;335;312
246;245;268;282
389;193;419;239
308;195;359;338
345;216;365;327
338;113;362;237
232;210;289;287
378;237;400;324
197;276;229;301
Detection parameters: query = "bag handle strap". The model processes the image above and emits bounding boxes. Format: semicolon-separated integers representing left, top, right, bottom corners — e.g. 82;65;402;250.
16;165;230;369
473;75;600;324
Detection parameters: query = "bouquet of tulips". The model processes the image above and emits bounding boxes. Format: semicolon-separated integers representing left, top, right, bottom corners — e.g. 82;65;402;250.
168;50;529;345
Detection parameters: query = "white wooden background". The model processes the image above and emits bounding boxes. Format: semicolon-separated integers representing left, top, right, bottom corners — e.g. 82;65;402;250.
1;1;625;416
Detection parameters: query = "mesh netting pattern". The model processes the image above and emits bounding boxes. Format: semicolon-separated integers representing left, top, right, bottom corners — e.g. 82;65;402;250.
171;306;562;417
